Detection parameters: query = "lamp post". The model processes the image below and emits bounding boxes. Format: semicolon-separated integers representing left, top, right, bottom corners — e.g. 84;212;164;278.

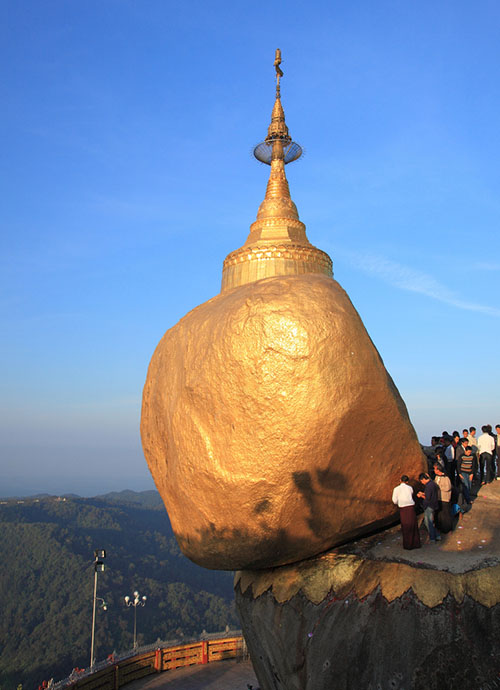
90;549;107;668
124;590;147;648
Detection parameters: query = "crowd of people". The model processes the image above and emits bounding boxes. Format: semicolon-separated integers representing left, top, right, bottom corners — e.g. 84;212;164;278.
392;423;500;550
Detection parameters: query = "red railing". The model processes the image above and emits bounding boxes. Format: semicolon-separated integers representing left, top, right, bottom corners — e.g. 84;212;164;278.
61;636;245;690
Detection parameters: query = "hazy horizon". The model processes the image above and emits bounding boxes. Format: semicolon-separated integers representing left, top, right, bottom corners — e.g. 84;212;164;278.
0;482;157;499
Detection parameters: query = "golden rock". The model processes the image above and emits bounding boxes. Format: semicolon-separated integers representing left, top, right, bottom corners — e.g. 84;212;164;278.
141;273;425;570
140;51;426;570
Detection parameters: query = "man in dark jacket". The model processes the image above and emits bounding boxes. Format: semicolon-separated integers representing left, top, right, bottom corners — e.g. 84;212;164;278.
417;473;441;543
455;437;469;470
457;445;477;508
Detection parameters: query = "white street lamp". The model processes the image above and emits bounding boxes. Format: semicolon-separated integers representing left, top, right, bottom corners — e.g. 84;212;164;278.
90;549;107;668
124;590;147;648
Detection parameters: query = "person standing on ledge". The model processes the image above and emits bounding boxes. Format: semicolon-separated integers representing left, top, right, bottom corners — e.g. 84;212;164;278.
455;436;469;474
444;437;456;484
494;424;500;480
478;425;495;484
417;473;441;543
457;444;476;509
433;463;453;533
392;475;421;550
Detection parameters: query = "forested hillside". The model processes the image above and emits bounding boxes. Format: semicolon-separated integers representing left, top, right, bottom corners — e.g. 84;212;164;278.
0;491;238;690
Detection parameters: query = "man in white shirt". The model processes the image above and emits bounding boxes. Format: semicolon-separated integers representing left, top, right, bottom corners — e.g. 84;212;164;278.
469;426;478;448
392;475;420;550
467;426;479;482
444;440;455;483
495;424;500;480
478;425;495;484
392;479;415;508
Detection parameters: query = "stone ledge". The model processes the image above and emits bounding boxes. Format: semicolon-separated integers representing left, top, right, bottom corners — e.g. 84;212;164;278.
235;482;500;608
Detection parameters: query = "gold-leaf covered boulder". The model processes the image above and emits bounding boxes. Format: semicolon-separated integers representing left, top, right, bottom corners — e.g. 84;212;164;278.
141;51;426;570
141;273;425;570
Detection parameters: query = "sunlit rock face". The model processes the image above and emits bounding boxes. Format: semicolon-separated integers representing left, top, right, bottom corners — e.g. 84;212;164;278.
141;273;426;570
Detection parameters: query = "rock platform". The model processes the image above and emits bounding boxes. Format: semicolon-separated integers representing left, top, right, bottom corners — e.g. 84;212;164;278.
235;482;500;690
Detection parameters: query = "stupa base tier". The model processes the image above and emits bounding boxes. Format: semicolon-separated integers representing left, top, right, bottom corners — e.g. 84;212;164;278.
235;552;500;690
221;243;333;291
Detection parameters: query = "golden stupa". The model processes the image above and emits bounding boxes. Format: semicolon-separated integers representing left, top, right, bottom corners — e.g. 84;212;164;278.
221;49;332;291
141;51;426;571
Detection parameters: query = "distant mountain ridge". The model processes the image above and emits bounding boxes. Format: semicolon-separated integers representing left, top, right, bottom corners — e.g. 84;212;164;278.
0;491;237;690
95;489;164;509
0;489;162;507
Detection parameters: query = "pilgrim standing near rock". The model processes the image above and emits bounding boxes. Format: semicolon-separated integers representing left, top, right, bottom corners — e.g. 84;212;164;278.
392;475;421;550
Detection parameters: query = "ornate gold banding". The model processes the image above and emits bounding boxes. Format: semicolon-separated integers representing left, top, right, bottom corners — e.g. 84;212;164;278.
222;243;333;291
235;553;500;609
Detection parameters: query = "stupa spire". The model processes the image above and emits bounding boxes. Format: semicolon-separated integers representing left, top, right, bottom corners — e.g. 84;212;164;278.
221;50;333;292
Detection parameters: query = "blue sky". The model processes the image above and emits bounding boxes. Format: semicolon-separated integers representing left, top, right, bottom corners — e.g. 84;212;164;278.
1;0;499;496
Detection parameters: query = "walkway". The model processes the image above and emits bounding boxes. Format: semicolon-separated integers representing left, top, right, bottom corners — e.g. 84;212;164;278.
126;658;258;690
340;480;500;572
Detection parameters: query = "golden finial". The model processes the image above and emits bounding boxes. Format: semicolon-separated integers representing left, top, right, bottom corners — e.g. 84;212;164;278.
254;50;298;163
220;50;333;292
274;48;283;98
